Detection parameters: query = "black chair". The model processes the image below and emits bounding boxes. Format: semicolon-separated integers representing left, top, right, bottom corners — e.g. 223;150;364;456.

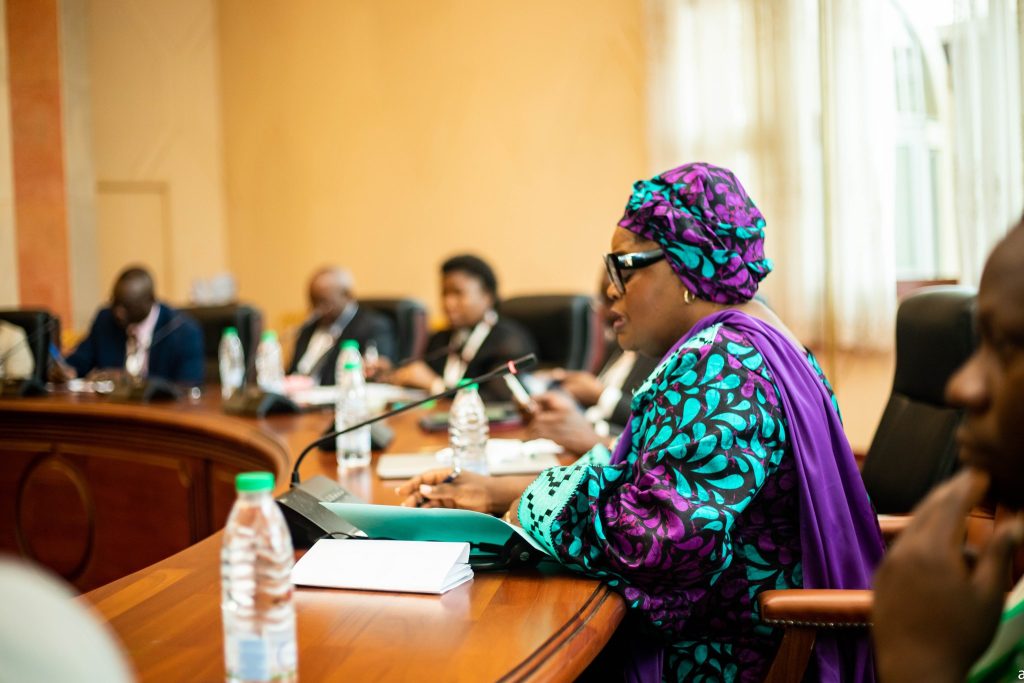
500;294;596;370
0;309;60;390
859;285;977;514
360;298;428;362
178;304;263;385
758;285;978;682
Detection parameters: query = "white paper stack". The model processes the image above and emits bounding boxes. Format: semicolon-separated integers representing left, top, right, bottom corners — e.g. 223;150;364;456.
292;539;473;594
375;438;563;479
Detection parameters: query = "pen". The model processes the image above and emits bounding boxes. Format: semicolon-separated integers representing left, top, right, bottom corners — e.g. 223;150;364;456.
409;467;460;508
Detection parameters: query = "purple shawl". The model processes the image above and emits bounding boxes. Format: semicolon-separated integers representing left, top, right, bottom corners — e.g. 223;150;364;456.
614;309;884;682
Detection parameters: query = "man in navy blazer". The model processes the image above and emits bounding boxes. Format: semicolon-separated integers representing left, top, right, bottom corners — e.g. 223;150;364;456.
67;266;204;385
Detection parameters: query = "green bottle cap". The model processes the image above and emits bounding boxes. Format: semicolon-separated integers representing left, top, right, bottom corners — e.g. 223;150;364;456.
261;330;277;342
223;326;238;337
235;471;274;492
340;340;360;350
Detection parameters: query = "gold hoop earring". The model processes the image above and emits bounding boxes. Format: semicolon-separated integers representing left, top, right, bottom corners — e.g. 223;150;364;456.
683;289;696;305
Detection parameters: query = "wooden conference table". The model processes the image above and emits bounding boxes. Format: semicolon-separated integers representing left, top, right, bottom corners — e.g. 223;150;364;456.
0;391;625;682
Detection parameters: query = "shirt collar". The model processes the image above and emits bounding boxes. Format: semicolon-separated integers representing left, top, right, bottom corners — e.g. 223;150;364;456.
128;303;161;346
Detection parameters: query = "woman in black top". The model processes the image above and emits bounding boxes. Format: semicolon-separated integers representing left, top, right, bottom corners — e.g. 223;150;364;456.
388;254;535;400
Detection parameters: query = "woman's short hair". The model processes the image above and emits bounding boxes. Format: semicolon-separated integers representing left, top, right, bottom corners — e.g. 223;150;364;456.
441;254;499;301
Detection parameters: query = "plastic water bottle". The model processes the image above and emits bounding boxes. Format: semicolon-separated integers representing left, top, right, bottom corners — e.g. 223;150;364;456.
221;471;297;683
255;330;285;394
449;382;489;475
335;340;371;467
219;327;245;400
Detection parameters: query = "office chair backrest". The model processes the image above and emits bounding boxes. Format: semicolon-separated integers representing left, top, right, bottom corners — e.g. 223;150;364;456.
0;309;59;385
500;294;596;370
360;298;428;362
178;303;263;384
860;286;977;514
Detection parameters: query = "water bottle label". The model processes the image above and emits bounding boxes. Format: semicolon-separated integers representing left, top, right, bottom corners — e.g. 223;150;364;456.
226;630;297;681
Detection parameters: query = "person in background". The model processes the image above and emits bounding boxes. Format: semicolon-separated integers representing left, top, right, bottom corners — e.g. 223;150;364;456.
399;163;883;681
287;266;396;384
387;254;535;401
528;274;659;455
0;320;35;380
64;266;204;385
873;218;1024;683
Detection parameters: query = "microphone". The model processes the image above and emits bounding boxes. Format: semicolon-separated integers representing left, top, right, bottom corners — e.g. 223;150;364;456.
276;353;538;548
0;316;57;396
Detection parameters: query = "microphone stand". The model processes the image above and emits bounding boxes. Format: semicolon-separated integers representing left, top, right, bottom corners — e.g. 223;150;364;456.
276;354;537;548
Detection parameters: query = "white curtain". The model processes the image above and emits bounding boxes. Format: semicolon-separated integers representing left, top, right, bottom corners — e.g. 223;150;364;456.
820;0;899;349
644;0;898;351
951;0;1024;285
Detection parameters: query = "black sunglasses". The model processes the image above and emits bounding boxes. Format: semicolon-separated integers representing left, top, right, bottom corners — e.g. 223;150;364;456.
604;248;665;295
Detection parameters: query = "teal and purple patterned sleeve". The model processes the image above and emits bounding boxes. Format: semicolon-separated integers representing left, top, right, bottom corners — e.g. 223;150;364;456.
518;334;787;615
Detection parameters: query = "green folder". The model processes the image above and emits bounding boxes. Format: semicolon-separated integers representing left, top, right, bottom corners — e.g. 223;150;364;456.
321;502;550;569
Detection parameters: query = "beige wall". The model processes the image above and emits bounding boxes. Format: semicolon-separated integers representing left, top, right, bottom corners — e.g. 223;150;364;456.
218;0;649;333
61;0;100;331
0;0;17;309
87;0;228;317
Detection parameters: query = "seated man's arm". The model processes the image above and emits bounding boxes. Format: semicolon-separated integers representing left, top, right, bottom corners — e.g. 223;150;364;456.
66;319;100;378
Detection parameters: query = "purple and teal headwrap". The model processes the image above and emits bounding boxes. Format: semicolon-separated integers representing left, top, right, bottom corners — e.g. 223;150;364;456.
617;162;772;304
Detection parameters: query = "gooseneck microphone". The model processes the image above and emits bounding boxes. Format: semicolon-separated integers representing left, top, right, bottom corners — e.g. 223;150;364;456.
289;353;538;487
277;353;537;548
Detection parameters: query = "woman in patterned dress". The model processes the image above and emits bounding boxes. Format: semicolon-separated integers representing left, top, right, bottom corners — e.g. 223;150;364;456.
398;162;884;682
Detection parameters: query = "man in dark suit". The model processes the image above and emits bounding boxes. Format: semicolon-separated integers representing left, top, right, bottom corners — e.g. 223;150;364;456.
66;266;204;385
287;266;396;385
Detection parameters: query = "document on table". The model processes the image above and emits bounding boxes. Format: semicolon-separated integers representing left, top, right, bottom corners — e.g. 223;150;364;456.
288;383;426;410
292;539;473;595
375;438;563;479
321;503;550;559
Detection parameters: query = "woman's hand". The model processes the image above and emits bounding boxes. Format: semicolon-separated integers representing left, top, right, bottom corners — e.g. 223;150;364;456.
395;469;530;515
527;392;603;456
873;469;1024;682
385;360;441;391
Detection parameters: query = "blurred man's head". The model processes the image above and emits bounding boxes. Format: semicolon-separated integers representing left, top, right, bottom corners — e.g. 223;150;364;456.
111;267;155;328
308;267;355;326
947;218;1024;508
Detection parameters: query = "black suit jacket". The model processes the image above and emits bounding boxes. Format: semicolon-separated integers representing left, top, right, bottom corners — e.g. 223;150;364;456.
66;303;205;385
287;306;396;386
425;317;536;401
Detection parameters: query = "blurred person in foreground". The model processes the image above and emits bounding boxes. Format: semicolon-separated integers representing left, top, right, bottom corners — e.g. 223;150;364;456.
874;217;1024;683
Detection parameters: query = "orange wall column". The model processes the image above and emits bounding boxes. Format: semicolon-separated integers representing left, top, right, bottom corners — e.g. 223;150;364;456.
6;0;72;323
